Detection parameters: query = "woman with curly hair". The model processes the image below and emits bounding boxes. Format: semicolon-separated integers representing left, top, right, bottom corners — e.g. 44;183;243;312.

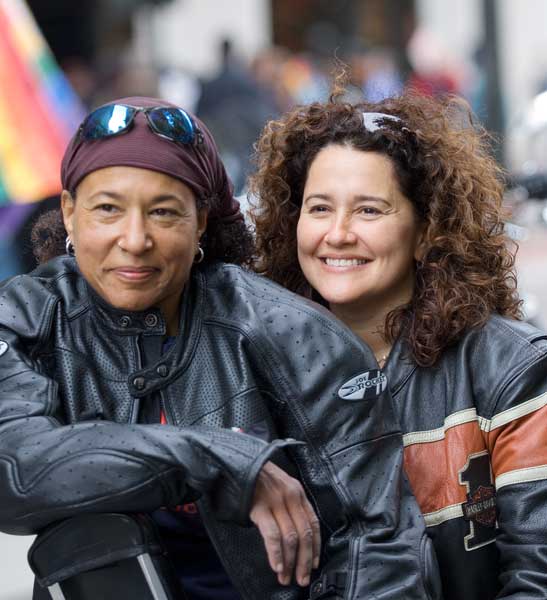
0;97;441;600
251;90;547;599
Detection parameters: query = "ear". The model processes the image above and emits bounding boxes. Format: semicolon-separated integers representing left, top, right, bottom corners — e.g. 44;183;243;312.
61;190;75;238
197;208;208;239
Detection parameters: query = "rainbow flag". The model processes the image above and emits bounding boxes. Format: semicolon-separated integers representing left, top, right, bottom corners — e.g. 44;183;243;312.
0;0;84;205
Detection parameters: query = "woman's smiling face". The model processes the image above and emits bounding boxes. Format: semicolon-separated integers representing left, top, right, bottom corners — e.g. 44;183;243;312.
297;145;424;314
62;166;207;332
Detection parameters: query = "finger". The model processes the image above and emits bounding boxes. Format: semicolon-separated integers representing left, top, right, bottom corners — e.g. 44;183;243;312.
250;505;284;577
288;496;316;586
272;502;299;585
274;479;317;587
302;497;322;569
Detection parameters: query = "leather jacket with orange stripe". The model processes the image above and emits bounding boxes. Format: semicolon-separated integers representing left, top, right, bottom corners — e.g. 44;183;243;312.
384;315;547;599
0;257;441;600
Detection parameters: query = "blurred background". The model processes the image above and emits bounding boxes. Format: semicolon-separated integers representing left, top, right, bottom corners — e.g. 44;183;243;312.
1;1;547;597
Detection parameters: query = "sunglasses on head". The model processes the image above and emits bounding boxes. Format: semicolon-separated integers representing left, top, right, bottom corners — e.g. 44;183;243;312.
77;104;202;146
362;112;403;132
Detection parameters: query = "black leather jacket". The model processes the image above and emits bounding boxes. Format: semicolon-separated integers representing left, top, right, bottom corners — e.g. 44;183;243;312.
0;257;441;599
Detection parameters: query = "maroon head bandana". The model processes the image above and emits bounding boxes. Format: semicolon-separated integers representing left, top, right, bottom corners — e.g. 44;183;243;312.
61;96;242;222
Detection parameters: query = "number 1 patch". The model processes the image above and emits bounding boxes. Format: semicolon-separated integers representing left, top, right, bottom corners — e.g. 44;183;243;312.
459;450;497;551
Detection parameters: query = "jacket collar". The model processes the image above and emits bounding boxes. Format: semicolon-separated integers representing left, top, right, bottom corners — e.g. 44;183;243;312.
87;282;168;335
383;336;417;396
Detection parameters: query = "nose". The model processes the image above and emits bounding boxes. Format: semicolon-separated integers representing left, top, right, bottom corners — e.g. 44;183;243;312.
117;212;153;255
324;214;357;247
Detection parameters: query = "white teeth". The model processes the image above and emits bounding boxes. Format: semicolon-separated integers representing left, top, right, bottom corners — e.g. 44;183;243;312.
324;258;368;267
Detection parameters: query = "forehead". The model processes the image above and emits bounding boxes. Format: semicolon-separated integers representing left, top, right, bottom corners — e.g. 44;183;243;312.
76;166;195;201
305;146;399;195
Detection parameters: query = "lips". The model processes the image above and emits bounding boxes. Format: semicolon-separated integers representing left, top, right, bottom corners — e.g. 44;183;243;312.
112;266;158;281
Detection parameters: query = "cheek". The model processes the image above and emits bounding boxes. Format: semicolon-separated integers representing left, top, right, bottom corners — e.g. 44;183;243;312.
296;218;321;256
72;213;112;249
373;222;419;259
160;230;198;266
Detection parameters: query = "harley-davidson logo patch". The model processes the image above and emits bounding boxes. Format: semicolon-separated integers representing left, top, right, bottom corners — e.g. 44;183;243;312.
462;484;496;528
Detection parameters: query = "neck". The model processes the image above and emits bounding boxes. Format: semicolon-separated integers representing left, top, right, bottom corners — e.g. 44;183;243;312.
328;278;414;362
330;302;390;361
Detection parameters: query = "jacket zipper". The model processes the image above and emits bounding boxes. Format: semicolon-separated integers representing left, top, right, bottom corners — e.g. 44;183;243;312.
129;335;143;424
159;388;175;425
344;536;360;599
198;500;252;600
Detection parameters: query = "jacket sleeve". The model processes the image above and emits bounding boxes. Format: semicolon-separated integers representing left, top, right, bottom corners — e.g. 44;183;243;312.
482;348;547;598
0;324;294;535
253;305;442;600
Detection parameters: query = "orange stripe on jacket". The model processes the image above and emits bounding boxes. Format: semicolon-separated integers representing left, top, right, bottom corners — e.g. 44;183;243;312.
404;421;487;516
484;402;547;478
405;402;547;517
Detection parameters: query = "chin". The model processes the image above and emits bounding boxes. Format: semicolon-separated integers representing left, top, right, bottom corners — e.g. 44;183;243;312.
107;295;155;313
316;288;364;307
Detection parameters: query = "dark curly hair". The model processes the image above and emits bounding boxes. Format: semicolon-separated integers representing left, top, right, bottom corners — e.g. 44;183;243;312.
31;192;255;268
250;87;522;367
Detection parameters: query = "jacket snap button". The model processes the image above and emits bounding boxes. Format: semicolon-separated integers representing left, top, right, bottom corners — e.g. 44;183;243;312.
311;581;322;595
133;376;146;390
119;315;131;328
144;313;158;327
156;364;168;377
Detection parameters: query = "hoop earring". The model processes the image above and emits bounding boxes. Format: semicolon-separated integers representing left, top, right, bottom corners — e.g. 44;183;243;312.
65;236;75;256
194;244;205;264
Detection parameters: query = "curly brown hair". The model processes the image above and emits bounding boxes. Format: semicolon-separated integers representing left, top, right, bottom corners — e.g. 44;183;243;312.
31;193;255;268
250;89;522;366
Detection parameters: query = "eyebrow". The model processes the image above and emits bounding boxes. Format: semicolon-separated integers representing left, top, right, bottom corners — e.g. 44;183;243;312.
86;191;186;204
304;193;390;204
149;194;187;204
87;191;124;202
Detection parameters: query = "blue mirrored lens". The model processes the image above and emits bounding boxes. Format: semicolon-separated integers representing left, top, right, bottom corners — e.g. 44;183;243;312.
147;108;195;144
81;105;136;140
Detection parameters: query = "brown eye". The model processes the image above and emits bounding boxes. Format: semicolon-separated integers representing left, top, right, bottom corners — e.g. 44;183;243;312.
97;204;118;213
309;205;329;213
151;208;177;217
360;206;381;216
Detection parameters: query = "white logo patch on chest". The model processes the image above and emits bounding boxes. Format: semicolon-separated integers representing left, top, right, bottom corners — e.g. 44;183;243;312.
0;341;8;357
338;369;387;401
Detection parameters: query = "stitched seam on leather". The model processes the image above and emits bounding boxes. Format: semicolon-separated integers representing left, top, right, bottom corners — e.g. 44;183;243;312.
12;467;181;524
490;352;547;419
187;386;269;426
482;389;547;432
493;317;547;356
0;449;164;496
330;432;401;457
